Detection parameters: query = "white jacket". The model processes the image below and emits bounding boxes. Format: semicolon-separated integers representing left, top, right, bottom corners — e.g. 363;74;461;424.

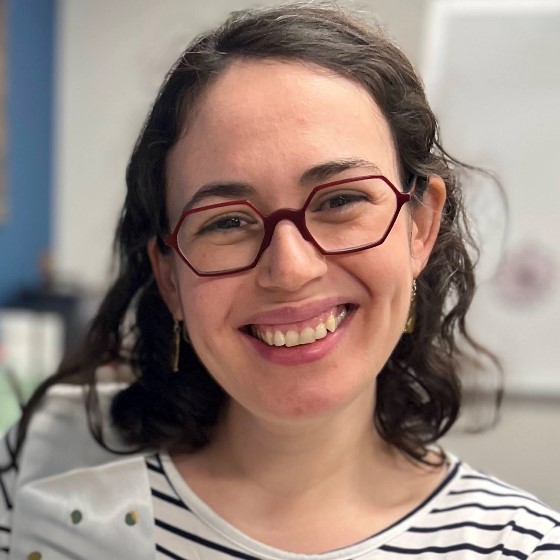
2;383;156;560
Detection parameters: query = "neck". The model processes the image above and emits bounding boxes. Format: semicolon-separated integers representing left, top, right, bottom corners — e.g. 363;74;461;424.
194;390;413;502
171;391;448;553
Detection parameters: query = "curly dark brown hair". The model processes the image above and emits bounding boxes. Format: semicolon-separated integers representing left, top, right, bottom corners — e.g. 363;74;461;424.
7;2;499;468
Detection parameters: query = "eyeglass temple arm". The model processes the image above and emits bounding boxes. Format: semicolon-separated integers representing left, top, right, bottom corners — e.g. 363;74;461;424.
407;174;429;195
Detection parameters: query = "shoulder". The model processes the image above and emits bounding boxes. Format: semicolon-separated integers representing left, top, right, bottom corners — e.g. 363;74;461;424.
448;461;560;522
7;382;157;559
385;457;559;558
19;381;136;484
427;459;560;557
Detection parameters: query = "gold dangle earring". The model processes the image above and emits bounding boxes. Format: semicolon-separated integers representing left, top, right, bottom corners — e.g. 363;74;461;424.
403;279;417;334
171;318;182;372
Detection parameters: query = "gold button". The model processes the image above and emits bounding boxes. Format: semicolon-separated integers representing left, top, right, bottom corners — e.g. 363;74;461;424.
27;553;42;560
125;511;139;526
70;509;83;524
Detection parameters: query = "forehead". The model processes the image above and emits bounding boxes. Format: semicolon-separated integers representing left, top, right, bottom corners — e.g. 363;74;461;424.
166;59;398;214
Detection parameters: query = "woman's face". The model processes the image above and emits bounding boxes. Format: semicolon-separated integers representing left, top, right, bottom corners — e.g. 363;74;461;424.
152;59;443;425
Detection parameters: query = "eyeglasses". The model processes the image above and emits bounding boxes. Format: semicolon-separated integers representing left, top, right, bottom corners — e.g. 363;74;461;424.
163;174;415;277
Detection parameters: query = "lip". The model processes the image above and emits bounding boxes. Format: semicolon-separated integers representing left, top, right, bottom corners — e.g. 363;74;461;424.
241;296;355;327
241;305;355;366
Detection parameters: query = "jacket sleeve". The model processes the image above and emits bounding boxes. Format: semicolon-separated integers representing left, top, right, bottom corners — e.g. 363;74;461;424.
0;427;18;559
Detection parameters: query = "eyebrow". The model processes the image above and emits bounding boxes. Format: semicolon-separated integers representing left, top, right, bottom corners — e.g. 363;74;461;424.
183;182;255;211
182;158;382;211
299;158;382;186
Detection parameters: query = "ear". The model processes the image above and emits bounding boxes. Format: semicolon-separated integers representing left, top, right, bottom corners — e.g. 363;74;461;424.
410;175;446;277
147;237;183;320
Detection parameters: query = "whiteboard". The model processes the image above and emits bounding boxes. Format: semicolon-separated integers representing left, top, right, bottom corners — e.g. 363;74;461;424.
421;0;560;396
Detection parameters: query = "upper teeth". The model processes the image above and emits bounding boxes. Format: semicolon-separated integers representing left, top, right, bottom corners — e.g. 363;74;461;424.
251;307;347;347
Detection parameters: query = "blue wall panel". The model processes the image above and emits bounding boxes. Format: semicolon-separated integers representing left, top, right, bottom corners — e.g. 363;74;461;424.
0;0;55;305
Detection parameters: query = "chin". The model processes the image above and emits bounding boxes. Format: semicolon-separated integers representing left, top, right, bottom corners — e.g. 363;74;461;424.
253;378;373;423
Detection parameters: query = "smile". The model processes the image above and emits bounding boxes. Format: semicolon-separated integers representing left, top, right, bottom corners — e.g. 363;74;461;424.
250;305;349;348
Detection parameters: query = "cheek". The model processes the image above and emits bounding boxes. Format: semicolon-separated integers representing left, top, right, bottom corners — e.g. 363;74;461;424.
352;228;414;324
181;283;227;339
177;273;244;360
353;225;413;290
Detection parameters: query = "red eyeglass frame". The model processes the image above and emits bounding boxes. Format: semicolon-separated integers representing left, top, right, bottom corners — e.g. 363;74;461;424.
163;174;415;277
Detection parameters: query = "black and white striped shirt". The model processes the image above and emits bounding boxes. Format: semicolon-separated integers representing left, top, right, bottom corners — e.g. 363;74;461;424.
0;429;17;559
146;453;560;559
2;434;559;559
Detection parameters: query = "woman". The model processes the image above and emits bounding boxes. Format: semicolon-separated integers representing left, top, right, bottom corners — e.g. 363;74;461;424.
1;3;559;559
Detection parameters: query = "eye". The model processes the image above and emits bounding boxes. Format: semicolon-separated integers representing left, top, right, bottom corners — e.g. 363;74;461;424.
206;216;242;231
314;191;369;211
197;213;258;235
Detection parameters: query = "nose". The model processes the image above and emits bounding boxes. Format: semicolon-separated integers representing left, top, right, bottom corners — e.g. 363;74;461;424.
255;220;328;292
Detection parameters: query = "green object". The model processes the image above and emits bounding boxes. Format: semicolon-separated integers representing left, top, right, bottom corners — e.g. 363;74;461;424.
125;511;138;526
0;367;42;433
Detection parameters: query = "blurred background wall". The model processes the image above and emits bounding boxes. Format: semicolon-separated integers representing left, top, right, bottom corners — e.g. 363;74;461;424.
0;0;55;304
0;0;558;508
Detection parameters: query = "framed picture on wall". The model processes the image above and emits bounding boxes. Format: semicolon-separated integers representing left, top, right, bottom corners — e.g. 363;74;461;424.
421;0;560;396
